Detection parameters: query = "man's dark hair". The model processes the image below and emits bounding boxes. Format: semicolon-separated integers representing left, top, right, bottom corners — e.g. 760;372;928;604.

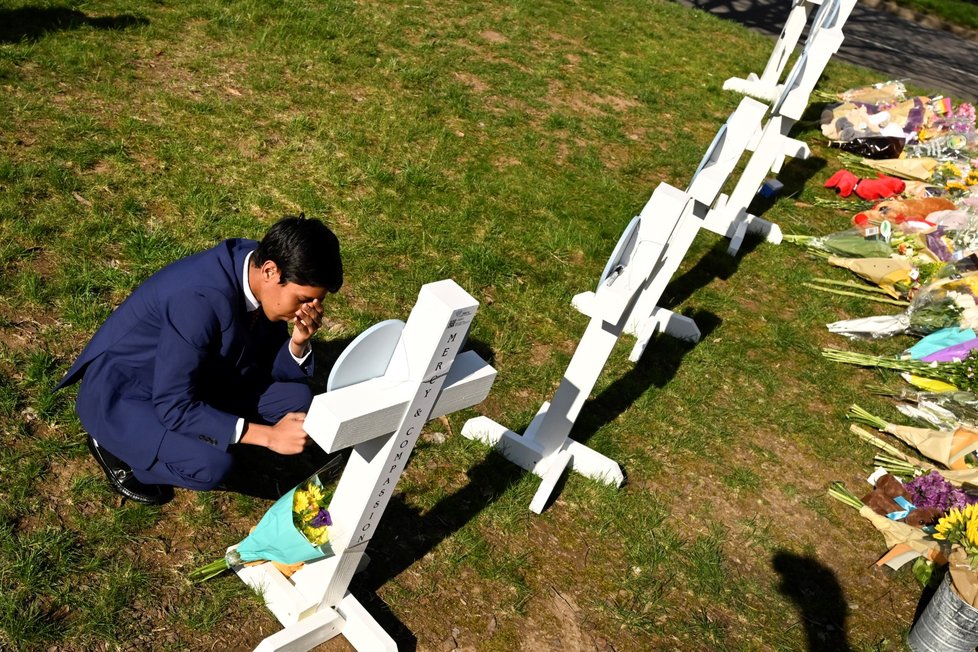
253;215;343;292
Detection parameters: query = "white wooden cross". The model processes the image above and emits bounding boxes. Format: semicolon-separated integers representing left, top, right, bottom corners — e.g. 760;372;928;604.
233;279;496;652
614;185;712;361
462;183;699;513
723;0;855;106
723;0;824;101
589;93;781;356
608;98;774;359
706;0;857;255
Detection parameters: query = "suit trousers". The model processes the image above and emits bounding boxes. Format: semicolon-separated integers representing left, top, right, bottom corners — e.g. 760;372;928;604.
130;381;313;490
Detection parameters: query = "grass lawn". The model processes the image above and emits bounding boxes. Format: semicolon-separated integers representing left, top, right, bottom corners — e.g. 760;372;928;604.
889;0;978;31
0;0;955;650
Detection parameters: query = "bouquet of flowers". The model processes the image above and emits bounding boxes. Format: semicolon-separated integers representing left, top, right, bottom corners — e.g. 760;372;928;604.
825;263;978;339
907;273;978;335
876;385;978;431
826;256;921;301
828;481;942;565
847;404;978;471
907;471;977;513
783;228;894;259
932;505;978;607
189;460;339;582
823;348;978;394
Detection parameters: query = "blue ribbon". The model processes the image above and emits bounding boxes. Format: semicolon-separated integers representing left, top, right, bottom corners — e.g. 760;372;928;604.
886;496;916;521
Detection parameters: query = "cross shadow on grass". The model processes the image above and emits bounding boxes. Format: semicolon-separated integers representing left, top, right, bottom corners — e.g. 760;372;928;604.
337;316;730;644
349;452;525;651
221;337;501;647
661;233;762;310
0;6;148;43
570;308;722;452
772;551;853;652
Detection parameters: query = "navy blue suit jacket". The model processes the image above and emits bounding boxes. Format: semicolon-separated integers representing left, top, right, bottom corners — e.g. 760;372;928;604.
58;239;313;469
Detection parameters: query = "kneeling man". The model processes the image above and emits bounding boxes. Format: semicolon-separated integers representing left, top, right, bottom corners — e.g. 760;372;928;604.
58;216;342;505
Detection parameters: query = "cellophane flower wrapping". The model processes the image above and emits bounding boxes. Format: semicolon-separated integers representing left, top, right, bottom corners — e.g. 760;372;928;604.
908;327;978;360
227;459;339;566
806;229;894;258
190;457;341;582
908;273;978;335
915;391;978;427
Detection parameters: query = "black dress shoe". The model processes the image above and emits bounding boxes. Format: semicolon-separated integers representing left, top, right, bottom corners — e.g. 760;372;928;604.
86;436;174;505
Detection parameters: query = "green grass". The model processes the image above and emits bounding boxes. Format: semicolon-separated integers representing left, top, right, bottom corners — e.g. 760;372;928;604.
890;0;978;31
0;0;956;649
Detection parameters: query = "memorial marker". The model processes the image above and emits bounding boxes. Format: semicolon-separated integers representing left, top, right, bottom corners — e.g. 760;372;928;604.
723;0;825;101
706;0;857;254
463;183;699;512
233;280;496;651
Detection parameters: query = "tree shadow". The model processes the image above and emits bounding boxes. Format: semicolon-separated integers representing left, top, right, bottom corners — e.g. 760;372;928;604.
675;0;978;101
0;7;148;43
681;0;791;37
772;551;853;652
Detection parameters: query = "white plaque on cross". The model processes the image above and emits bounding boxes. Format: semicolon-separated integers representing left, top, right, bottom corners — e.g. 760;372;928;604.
233;279;496;652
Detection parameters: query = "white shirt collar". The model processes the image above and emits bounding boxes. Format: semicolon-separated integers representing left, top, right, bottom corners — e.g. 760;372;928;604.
242;251;260;312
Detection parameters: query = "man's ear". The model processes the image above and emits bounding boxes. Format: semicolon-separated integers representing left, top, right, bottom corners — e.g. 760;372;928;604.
260;260;281;282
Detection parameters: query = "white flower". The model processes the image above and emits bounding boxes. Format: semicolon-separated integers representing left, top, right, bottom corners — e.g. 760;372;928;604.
951;291;977;310
962;306;978;328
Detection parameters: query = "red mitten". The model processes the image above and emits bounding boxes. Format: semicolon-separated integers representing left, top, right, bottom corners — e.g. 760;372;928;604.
855;174;904;201
825;169;858;197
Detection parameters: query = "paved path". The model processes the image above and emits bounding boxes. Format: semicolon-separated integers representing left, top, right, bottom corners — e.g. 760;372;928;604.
676;0;978;101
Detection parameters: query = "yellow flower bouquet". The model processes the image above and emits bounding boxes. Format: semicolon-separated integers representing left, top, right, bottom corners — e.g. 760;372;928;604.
189;459;339;582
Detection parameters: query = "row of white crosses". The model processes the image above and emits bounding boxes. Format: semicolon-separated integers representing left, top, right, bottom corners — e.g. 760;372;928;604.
704;0;858;254
460;0;857;513
230;2;858;649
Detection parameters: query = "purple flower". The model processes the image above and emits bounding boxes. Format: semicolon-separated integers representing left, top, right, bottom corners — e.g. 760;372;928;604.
311;508;332;528
905;471;978;511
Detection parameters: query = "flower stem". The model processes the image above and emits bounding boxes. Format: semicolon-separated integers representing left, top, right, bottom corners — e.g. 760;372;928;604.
189;558;231;583
803;283;909;306
850;424;912;460
874;453;921;478
847;404;889;431
812;278;901;296
828;482;865;509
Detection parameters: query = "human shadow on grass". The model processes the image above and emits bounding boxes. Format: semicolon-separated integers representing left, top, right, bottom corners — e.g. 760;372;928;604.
772;551;853;652
0;7;148;43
